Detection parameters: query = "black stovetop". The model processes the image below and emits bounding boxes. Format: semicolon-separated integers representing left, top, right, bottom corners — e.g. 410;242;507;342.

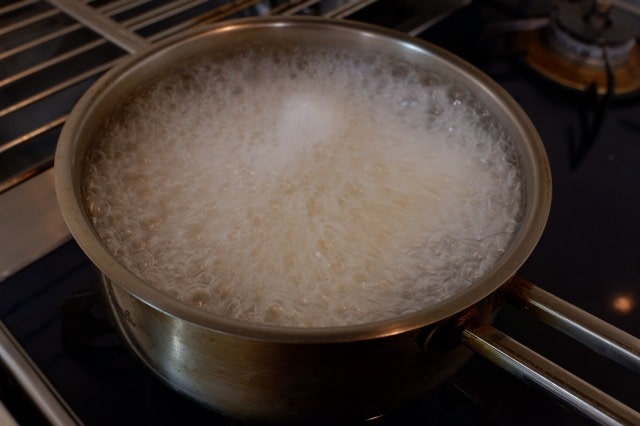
2;2;639;424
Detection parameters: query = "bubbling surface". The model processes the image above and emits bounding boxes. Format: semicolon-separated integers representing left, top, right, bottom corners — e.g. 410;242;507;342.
84;46;524;327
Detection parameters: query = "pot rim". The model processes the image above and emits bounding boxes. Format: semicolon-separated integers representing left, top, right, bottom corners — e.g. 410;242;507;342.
54;16;552;344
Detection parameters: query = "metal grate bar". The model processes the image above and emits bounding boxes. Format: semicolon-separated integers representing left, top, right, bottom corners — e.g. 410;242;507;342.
274;0;378;18
277;0;322;15
0;0;39;16
146;0;266;42
0;0;401;189
0;7;60;38
0;38;105;89
102;0;156;16
0;0;215;92
0;160;52;196
0;60;116;120
269;0;307;15
0;0;150;62
0;0;382;101
325;0;378;18
91;0;158;20
0;22;81;62
0;116;67;156
47;0;149;52
120;0;213;35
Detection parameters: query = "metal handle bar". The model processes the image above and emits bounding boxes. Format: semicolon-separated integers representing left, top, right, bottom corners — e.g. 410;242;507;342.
461;277;640;425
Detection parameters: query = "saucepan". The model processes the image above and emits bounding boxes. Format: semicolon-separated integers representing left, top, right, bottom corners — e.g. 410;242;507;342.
54;17;640;424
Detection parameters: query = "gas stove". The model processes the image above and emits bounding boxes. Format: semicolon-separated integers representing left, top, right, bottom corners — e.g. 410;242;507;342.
1;1;639;425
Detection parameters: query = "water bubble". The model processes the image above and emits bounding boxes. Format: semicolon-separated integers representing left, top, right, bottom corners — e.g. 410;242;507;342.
425;102;444;116
446;84;469;105
399;97;418;108
186;287;211;308
422;71;442;87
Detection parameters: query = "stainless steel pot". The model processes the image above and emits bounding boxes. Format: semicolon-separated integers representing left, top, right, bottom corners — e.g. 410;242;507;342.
54;17;640;424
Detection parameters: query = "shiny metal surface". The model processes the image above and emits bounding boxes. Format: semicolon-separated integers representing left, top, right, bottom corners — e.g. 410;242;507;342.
56;16;552;340
515;31;640;96
102;273;489;421
506;277;640;374
0;169;70;281
461;324;640;425
460;276;640;422
0;322;81;425
0;399;17;426
55;17;551;421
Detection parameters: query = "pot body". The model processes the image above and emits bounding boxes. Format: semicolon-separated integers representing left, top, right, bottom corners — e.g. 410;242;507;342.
102;273;498;422
55;17;552;423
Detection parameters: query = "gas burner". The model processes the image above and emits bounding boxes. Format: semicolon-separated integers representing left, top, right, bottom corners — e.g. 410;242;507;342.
516;0;640;95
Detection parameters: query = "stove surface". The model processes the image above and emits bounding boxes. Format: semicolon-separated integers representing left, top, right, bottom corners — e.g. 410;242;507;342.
1;1;639;424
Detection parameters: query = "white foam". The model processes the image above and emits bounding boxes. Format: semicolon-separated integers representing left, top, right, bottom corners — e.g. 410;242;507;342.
84;47;524;327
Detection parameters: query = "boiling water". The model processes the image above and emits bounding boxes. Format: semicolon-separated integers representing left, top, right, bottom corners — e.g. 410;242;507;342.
84;47;524;327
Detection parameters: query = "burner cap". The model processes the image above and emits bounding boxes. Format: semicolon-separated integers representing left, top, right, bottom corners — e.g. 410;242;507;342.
555;1;636;46
515;2;640;96
550;1;637;66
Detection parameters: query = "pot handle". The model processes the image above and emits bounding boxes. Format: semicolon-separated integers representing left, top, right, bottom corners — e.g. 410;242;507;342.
460;277;640;425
